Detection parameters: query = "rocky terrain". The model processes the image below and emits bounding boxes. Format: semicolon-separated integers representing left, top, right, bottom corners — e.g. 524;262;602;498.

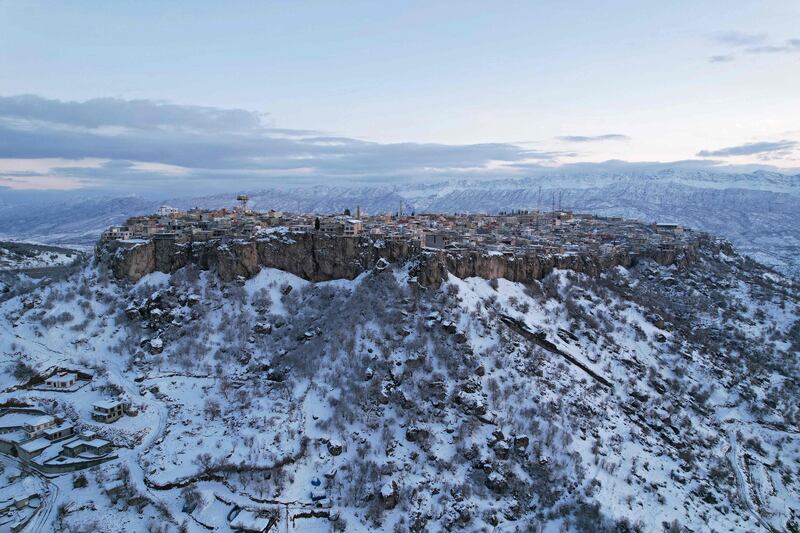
98;227;719;290
0;225;798;531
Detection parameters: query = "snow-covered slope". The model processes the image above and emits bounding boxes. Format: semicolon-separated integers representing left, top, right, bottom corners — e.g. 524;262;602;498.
0;241;797;531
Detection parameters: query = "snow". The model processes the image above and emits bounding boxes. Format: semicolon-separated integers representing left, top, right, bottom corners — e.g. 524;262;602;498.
0;241;795;531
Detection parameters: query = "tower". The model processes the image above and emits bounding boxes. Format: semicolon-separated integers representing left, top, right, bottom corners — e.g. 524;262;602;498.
237;195;249;212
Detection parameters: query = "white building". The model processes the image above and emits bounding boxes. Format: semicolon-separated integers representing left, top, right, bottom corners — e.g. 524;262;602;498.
23;415;56;439
44;372;77;389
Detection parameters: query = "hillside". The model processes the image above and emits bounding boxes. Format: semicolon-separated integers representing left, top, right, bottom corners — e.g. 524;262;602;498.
0;232;797;531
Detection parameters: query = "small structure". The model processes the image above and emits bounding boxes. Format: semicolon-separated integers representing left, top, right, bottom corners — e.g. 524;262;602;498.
92;401;123;423
42;422;74;442
343;219;363;237
230;509;272;532
17;438;51;462
23;415;56;439
44;372;77;390
62;433;113;458
425;232;454;249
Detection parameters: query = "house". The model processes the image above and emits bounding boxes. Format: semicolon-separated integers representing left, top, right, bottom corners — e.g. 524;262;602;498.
102;226;132;241
0;489;39;513
92;400;124;423
23;415;56;439
343;219;363;237
62;434;113;457
424;232;454;249
17;438;51;462
42;422;74;441
44;372;77;389
319;220;343;235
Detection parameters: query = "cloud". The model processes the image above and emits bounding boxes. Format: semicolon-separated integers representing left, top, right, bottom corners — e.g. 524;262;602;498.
555;134;630;143
712;31;766;47
709;31;800;60
709;55;735;63
0;94;268;133
697;140;797;157
0;94;565;189
743;39;800;54
745;44;792;54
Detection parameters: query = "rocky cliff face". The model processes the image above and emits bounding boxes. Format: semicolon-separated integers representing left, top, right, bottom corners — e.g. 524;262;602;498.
99;232;720;287
100;232;420;284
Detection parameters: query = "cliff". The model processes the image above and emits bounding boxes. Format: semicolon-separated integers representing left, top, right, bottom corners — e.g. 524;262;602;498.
100;232;419;283
99;231;720;287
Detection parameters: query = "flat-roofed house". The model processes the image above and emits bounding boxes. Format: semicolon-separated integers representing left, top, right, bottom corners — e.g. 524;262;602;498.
45;372;77;389
343;219;363;237
43;422;74;441
62;435;113;458
92;400;123;423
425;232;455;249
17;437;51;462
23;415;56;439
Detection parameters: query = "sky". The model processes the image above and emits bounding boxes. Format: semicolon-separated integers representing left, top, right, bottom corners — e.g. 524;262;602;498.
0;0;799;193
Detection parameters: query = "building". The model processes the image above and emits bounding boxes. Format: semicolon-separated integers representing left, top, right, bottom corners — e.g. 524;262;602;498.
17;438;51;462
344;219;363;237
425;233;455;249
101;226;133;241
43;422;74;442
92;401;124;423
44;372;77;389
61;433;113;457
23;415;56;439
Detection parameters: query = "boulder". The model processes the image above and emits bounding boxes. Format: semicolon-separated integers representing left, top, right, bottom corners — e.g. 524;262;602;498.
327;440;343;456
380;480;398;509
149;338;164;355
253;322;272;335
513;435;529;451
485;471;508;493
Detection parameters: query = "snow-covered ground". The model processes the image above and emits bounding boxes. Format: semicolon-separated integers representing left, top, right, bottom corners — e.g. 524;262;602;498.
0;242;82;271
0;242;797;531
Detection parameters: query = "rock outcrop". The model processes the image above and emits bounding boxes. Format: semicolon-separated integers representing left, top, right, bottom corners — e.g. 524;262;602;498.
99;231;720;288
100;232;419;283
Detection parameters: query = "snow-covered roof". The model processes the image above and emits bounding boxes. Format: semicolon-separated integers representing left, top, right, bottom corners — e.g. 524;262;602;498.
229;509;271;531
43;422;74;436
92;400;122;410
45;372;76;382
19;437;51;453
23;415;54;428
0;412;44;430
84;438;111;449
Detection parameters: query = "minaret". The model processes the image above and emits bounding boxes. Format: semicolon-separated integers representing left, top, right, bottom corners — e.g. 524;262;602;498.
356;206;361;219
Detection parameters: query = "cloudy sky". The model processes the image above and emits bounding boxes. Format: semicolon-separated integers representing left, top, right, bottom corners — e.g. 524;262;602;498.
1;0;799;192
